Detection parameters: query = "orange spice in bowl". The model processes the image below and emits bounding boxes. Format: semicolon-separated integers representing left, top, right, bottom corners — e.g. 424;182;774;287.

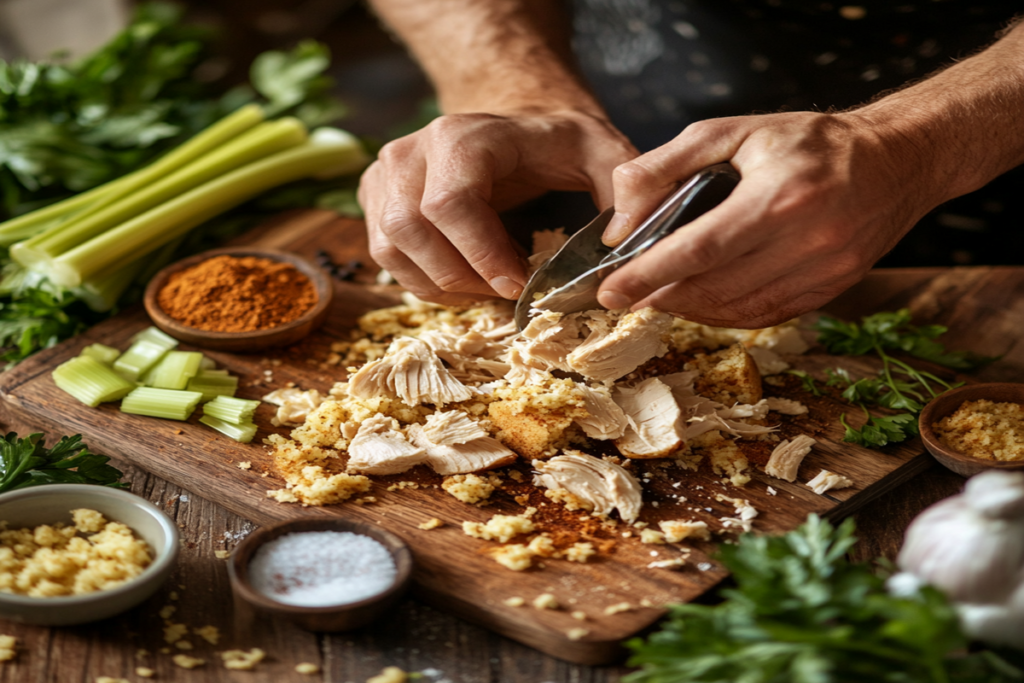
157;254;317;333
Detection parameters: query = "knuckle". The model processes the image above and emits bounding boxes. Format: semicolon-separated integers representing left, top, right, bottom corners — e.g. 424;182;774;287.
613;160;658;191
421;188;475;223
376;139;414;165
378;208;426;245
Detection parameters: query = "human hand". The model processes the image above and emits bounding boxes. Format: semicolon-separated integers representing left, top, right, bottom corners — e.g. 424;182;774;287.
596;111;949;328
358;109;637;305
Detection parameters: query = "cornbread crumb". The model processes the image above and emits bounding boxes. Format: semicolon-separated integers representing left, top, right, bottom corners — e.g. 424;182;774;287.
508;469;524;482
604;602;634;615
567;627;590;641
571;610;588;620
640;529;666;544
221;648;266;670
172;654;205;669
238;461;252;470
296;662;321;674
164;623;188;645
564;542;596;563
490;544;535;571
442;473;500;504
462;513;535;542
0;510;152;597
136;667;155;678
658;519;711;543
533;593;559;610
417;517;444;530
195;625;221;645
934;399;1024;461
96;678;129;683
214;550;230;559
159;605;176;619
367;665;407;683
503;596;526;607
0;635;15;661
175;640;194;650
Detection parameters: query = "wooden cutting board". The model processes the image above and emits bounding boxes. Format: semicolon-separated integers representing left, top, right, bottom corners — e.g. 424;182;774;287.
1;210;1009;665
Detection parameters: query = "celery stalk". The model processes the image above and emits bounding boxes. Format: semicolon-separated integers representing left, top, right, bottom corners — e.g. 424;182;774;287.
144;351;203;390
131;326;179;350
0;104;264;248
200;414;258;443
120;387;203;420
81;343;121;365
202;396;260;424
52;356;135;407
198;356;217;371
13;117;306;273
186;374;239;402
47;128;369;288
75;235;186;312
114;340;170;382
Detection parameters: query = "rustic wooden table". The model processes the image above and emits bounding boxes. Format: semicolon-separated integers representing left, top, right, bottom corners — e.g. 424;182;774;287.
2;212;1022;683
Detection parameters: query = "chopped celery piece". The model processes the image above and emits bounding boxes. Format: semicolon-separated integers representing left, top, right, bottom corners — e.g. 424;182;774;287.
113;340;169;382
199;415;257;443
81;343;120;365
145;351;203;390
53;356;135;407
198;369;229;376
121;387;202;420
130;326;178;351
186;374;239;402
199;355;217;371
203;396;260;424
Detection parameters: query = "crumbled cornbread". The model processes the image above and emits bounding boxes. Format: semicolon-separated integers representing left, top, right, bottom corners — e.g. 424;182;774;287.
658;519;711;543
296;662;321;674
238;461;252;470
172;654;205;669
195;625;220;645
503;596;526;607
533;593;559;610
367;665;408;683
604;602;634;615
567;628;590;641
175;641;194;651
164;623;188;645
640;529;666;544
0;510;152;597
136;667;155;678
571;610;588;620
159;605;176;620
488;378;588;458
221;648;266;670
934;399;1024;461
564;542;596;563
490;544;536;571
544;487;590;511
0;635;15;661
417;518;444;530
96;677;129;683
442;473;501;504
462;513;535;543
214;550;230;559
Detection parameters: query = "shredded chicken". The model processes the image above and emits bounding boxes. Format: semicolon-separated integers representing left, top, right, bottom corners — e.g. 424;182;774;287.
565;308;672;381
261;387;323;426
348;336;473;406
613;378;684;458
532;450;643;523
764;434;817;482
575;384;629;440
422;410;488;444
807;469;854;495
346;414;425;475
408;424;517;475
765;397;808;415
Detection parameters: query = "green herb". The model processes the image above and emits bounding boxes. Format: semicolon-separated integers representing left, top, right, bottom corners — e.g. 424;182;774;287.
0;432;127;492
625;515;1023;683
786;369;821;396
812;310;991;448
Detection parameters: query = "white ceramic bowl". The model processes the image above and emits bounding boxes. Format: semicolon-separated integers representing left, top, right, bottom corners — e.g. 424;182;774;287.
0;484;179;625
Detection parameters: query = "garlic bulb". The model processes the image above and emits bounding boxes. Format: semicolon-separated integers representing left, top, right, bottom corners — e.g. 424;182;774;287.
896;469;1024;648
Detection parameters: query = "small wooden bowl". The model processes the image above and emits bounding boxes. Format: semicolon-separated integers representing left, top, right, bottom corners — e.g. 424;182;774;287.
919;382;1024;477
143;247;333;353
227;518;413;632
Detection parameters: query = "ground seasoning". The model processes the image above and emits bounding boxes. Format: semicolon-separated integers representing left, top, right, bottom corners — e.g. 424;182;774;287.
157;255;317;333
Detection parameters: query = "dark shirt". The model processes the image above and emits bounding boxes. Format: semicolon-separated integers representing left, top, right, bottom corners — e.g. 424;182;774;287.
571;1;1024;267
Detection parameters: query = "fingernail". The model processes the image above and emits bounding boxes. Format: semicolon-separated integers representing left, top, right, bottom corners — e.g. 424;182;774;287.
603;213;631;245
598;290;631;310
490;276;523;300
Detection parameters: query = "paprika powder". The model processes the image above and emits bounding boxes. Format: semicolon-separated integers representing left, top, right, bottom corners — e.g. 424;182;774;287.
157;255;317;333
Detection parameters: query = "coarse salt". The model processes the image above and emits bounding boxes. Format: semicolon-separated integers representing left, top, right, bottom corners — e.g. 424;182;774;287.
248;531;396;607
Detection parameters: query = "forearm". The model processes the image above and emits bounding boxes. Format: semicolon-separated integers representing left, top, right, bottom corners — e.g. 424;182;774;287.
366;0;604;115
847;18;1024;203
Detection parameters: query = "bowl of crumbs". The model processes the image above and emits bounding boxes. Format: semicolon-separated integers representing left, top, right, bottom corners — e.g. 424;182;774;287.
920;383;1024;477
0;484;180;625
143;246;334;353
228;517;413;632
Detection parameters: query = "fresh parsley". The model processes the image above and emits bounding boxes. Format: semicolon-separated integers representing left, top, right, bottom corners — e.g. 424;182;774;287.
0;432;127;492
625;515;1024;683
812;310;992;448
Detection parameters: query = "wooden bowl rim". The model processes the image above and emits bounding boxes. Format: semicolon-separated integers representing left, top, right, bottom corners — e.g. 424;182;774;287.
227;517;413;615
142;247;333;343
919;382;1024;471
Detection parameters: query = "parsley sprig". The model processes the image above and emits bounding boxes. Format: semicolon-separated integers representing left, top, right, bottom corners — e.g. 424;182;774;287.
625;516;1023;683
811;309;994;448
0;432;127;492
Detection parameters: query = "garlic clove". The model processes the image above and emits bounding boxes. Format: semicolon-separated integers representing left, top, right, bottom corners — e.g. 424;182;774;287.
964;470;1024;520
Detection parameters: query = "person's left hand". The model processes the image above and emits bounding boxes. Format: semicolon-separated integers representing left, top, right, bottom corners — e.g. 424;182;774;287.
596;110;949;328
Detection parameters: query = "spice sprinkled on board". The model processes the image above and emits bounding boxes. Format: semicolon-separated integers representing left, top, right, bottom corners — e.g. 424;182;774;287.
157;255;317;332
248;531;396;606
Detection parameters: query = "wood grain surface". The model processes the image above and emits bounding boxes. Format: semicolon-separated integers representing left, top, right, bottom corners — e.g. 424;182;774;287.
0;210;1018;681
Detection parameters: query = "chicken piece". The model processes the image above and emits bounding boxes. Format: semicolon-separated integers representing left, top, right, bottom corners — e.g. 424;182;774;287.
407;424;517;475
262;387;324;426
766;397;808;415
515;311;584;373
422;410;488;444
746;346;790;376
348;337;473;407
346;414;426;475
503;345;555;388
566;308;672;382
574;384;629;440
690;343;763;406
532;450;643;523
658;519;711;543
419;325;512;381
613;378;684;458
806;469;854;495
764;434;817;482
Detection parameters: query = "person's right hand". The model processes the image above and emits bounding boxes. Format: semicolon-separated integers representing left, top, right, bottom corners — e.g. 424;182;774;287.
358;109;637;305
